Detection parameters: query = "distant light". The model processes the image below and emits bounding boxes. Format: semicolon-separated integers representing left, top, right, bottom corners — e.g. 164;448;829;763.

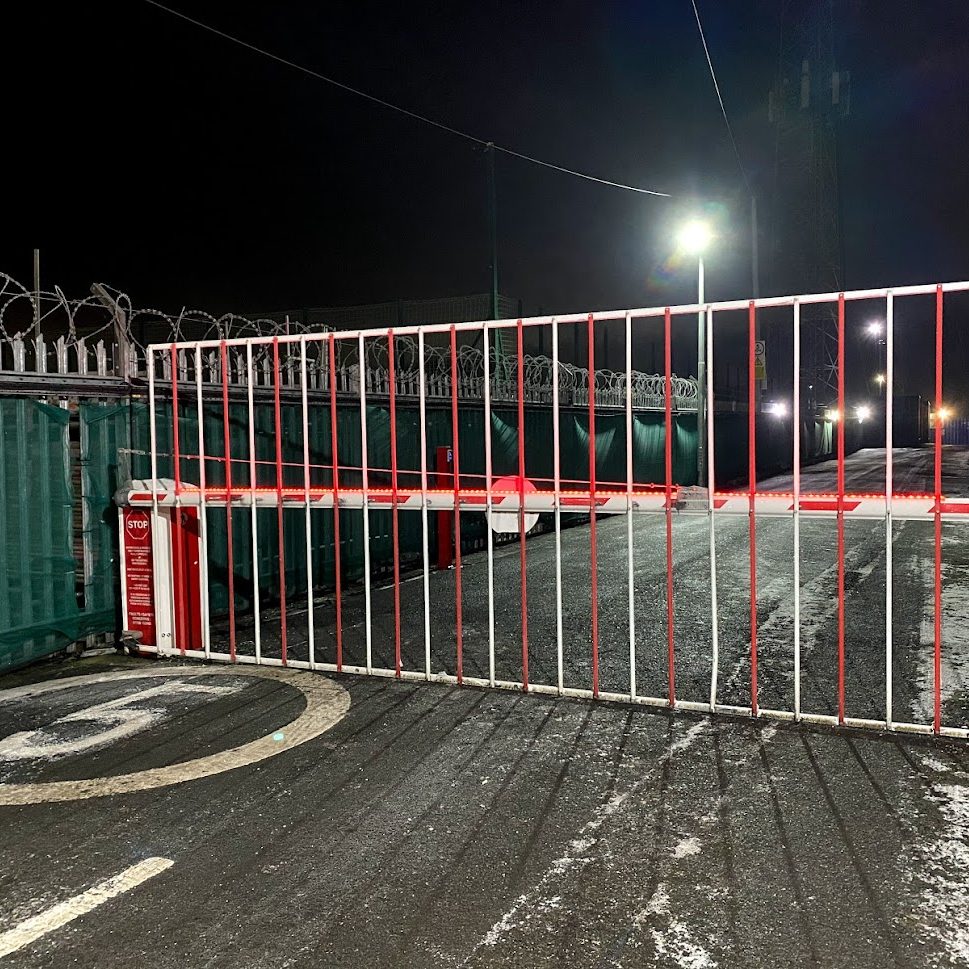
676;220;713;256
767;400;788;418
856;404;872;421
825;408;840;422
866;321;883;336
937;406;953;422
874;373;886;386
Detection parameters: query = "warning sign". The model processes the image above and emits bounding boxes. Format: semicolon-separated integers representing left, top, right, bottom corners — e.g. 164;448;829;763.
123;509;156;646
754;340;767;382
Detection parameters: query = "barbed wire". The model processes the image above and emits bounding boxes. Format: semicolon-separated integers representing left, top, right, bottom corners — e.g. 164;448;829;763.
0;271;698;409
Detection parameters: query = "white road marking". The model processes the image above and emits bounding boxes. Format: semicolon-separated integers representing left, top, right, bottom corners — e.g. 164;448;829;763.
0;857;173;960
0;668;350;805
0;679;243;761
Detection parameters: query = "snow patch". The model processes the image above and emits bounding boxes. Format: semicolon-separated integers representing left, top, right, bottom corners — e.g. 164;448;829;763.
911;781;969;967
921;756;952;774
663;721;710;762
915;551;969;725
637;882;718;969
672;836;701;859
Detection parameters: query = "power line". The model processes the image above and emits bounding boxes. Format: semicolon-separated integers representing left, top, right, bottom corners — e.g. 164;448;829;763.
688;0;752;194
141;0;672;199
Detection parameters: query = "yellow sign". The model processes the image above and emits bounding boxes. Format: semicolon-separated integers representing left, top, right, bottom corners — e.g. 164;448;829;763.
754;339;767;381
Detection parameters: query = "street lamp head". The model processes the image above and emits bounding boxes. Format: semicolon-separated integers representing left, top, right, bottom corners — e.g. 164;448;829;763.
874;373;886;386
866;321;883;337
856;404;872;422
677;219;713;256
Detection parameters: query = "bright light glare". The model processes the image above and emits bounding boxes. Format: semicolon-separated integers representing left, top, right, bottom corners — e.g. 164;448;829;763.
866;321;883;336
937;406;952;422
856;404;872;421
767;400;788;418
825;408;840;422
677;220;713;255
874;373;886;386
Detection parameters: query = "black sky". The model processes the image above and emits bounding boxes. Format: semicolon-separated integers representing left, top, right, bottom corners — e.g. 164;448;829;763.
4;1;969;369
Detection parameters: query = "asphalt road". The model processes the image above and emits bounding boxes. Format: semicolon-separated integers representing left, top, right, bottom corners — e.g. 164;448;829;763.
234;447;969;731
0;446;967;968
0;656;967;968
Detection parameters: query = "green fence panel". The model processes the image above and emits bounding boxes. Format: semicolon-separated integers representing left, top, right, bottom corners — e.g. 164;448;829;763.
0;392;707;671
79;402;133;637
0;401;82;669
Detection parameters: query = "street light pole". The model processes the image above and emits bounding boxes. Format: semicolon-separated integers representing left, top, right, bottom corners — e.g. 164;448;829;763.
675;219;713;489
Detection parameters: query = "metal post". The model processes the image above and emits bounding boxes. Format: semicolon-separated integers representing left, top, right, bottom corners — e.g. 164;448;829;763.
696;257;706;486
487;143;498;321
32;249;40;334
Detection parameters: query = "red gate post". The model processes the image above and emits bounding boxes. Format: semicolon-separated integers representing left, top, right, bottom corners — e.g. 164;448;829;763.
435;445;454;570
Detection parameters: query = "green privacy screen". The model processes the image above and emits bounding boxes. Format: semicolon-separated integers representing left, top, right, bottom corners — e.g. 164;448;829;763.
0;400;131;672
137;398;698;621
0;390;858;673
0;401;84;669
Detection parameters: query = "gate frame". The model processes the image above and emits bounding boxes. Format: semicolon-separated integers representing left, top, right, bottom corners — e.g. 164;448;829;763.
132;279;969;741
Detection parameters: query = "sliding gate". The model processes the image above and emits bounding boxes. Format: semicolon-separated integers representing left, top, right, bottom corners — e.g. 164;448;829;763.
123;281;969;740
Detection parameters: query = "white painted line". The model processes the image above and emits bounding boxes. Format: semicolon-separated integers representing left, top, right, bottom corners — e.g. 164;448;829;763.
0;679;243;761
0;668;350;805
0;857;173;960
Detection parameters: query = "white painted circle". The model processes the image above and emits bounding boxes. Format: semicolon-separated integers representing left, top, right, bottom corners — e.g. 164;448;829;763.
0;667;350;805
488;475;539;534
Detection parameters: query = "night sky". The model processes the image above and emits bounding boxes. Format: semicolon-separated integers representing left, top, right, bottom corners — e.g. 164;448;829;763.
4;1;969;401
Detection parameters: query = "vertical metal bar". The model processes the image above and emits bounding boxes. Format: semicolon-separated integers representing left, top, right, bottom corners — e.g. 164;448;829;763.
388;328;402;677
588;313;600;698
706;307;720;710
885;292;894;727
300;337;316;670
169;344;186;654
625;311;636;700
246;341;262;663
272;338;288;665
748;301;759;717
417;328;431;680
220;341;236;661
358;333;374;673
195;345;211;659
793;300;801;720
483;324;497;687
664;307;675;707
551;318;564;694
837;293;846;724
517;318;529;691
449;325;464;684
148;349;161;649
934;284;944;735
170;345;182;494
328;333;343;672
